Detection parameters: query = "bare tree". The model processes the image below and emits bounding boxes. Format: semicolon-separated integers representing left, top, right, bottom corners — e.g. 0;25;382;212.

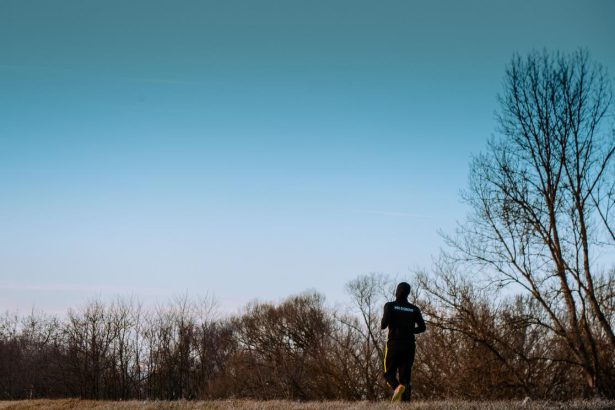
107;297;140;400
230;292;336;400
340;273;392;399
65;300;117;399
415;264;579;399
447;49;615;395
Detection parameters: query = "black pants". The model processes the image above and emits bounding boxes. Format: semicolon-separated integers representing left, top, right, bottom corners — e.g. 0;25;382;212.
383;339;415;401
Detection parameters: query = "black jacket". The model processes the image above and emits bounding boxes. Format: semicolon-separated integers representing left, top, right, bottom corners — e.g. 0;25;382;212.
381;299;426;342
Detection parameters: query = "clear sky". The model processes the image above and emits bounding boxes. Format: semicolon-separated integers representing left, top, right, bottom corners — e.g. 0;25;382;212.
1;0;614;315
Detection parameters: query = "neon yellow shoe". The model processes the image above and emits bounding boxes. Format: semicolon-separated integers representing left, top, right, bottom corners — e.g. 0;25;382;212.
391;384;405;402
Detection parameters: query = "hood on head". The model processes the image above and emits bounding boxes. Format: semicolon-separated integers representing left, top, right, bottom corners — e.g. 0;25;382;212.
395;282;411;301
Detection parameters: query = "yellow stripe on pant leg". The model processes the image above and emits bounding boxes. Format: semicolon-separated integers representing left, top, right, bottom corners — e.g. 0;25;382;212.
383;344;388;373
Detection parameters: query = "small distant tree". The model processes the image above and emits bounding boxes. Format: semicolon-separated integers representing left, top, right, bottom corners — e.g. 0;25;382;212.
65;301;116;399
448;49;615;396
339;273;392;399
230;293;335;400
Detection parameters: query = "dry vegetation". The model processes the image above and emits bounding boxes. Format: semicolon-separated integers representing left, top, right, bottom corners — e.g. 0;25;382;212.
0;400;614;410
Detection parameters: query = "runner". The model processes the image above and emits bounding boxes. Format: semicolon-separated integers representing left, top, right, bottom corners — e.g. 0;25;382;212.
381;282;426;402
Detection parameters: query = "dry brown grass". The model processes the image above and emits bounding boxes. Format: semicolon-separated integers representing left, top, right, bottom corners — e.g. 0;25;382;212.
0;400;613;410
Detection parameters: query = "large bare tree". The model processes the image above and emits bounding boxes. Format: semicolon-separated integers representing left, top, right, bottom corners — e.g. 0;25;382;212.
447;49;615;395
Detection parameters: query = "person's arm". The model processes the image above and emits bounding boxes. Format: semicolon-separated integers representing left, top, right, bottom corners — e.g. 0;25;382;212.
414;307;426;334
381;303;392;329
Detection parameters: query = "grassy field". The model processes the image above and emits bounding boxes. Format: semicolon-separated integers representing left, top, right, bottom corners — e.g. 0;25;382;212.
0;400;613;410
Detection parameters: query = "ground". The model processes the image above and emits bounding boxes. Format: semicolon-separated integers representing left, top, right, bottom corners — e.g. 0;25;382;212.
0;400;614;410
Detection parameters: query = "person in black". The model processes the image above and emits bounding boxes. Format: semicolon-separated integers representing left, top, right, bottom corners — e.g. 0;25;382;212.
381;282;426;401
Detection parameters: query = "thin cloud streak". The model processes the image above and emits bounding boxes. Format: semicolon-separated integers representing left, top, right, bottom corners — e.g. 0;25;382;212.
356;210;435;219
126;77;209;86
0;63;68;72
0;282;168;296
0;63;207;86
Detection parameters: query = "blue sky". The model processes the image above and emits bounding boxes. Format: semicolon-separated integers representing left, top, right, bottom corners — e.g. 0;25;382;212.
1;0;614;314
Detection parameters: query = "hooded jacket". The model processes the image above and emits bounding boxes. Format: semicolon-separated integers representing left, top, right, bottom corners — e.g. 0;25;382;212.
381;283;426;342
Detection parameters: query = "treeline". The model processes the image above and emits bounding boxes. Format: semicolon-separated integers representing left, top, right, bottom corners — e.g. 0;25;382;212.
1;272;614;401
